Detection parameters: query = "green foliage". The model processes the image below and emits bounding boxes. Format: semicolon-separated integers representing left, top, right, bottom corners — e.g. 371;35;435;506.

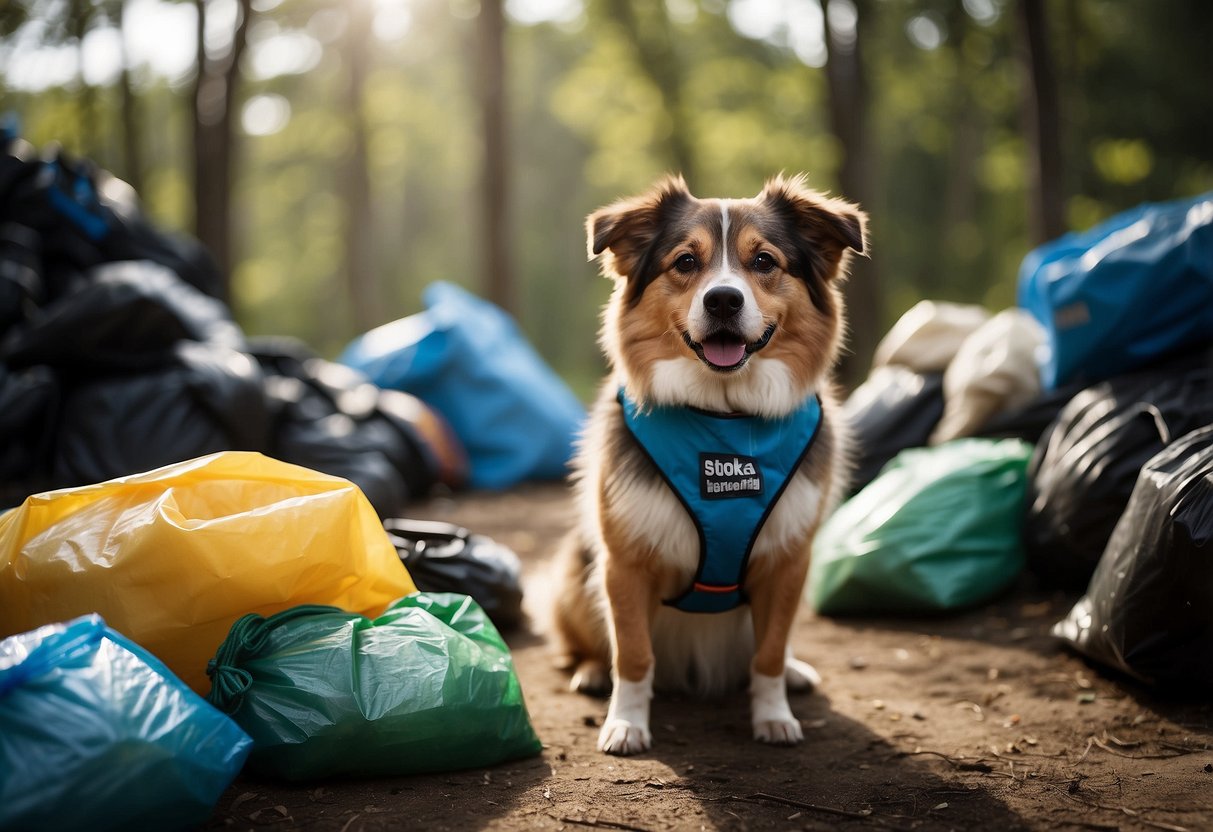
2;0;1211;388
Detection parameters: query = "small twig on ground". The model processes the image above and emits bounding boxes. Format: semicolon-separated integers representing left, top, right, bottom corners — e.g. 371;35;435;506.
697;791;914;830
557;816;653;832
923;787;980;795
1091;736;1198;760
338;813;361;832
742;791;873;820
888;749;997;773
989;748;1067;761
1157;740;1210;754
1041;782;1191;832
1139;822;1195;832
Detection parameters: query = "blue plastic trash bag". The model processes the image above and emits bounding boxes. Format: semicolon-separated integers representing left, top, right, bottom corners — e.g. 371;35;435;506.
1018;191;1213;390
0;615;251;832
340;281;586;489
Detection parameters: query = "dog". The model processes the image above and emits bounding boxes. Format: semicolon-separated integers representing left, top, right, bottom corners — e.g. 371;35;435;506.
551;173;866;756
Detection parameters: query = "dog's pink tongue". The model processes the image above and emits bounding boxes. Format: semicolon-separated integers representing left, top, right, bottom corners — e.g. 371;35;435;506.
703;338;746;367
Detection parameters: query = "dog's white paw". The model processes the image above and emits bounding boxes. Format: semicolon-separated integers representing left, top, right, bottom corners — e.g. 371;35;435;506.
785;657;822;692
599;669;653;755
751;669;803;746
598;719;652;755
753;717;804;745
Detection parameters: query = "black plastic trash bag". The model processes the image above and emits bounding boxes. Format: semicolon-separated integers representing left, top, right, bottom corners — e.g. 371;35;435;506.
973;379;1087;446
0;220;41;333
0;140;223;309
1053;426;1213;691
52;341;270;487
385;519;525;631
2;260;243;372
1023;358;1213;589
843;365;944;494
254;337;458;518
0;135;447;511
0;364;57;505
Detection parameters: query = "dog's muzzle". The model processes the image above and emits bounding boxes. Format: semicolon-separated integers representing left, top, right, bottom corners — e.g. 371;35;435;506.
682;323;776;372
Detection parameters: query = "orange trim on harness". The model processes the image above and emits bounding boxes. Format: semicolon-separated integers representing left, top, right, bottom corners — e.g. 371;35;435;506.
692;582;740;594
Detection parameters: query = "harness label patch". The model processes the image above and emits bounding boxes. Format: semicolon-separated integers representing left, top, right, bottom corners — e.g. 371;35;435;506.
700;453;764;500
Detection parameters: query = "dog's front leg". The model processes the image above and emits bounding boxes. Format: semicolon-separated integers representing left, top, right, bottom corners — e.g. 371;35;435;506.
598;555;658;755
747;554;811;745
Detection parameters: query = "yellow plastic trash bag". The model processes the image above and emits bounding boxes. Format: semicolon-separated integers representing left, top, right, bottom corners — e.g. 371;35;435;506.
0;451;416;693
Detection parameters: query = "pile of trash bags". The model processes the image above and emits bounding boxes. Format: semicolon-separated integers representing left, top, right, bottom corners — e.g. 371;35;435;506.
0;452;418;692
1;136;586;513
0;135;556;827
0;453;543;825
0;138;463;517
817;190;1213;694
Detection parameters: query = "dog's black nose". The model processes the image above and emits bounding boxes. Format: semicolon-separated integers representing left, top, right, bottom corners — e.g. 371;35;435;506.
703;286;744;320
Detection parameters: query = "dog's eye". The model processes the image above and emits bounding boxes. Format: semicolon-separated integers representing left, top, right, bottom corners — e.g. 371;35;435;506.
752;252;777;273
673;254;698;274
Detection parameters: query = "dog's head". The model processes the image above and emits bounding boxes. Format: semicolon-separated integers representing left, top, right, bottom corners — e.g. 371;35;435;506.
587;174;866;417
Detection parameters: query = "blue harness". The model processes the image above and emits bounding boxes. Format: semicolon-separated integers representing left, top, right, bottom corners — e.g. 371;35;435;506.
619;389;823;613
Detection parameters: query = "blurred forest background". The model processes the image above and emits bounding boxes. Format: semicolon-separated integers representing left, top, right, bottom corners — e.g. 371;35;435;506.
2;0;1211;394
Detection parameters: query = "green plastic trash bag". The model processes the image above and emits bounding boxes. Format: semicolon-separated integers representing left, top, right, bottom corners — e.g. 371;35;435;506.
809;438;1032;615
1;614;251;832
205;592;542;780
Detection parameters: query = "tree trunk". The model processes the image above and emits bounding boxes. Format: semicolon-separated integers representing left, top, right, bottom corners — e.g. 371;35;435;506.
939;5;980;288
821;0;880;388
477;0;514;315
342;0;378;331
115;0;143;196
68;0;96;151
191;0;253;301
1016;0;1065;244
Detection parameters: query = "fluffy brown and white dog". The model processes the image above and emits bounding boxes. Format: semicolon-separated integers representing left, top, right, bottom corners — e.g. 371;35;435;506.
551;173;866;756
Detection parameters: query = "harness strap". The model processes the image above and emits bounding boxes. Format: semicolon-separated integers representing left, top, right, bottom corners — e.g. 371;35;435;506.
619;389;822;613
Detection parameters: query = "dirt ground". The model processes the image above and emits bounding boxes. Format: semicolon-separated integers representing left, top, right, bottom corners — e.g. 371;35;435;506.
205;483;1213;832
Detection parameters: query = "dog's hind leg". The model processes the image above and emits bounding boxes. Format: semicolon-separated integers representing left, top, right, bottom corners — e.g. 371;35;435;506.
550;531;613;696
785;654;822;691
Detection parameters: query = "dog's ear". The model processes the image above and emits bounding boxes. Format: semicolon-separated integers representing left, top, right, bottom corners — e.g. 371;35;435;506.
586;175;693;281
760;174;868;262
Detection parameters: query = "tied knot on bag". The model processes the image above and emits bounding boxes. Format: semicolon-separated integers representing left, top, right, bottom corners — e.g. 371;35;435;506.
206;605;343;712
0;617;106;698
